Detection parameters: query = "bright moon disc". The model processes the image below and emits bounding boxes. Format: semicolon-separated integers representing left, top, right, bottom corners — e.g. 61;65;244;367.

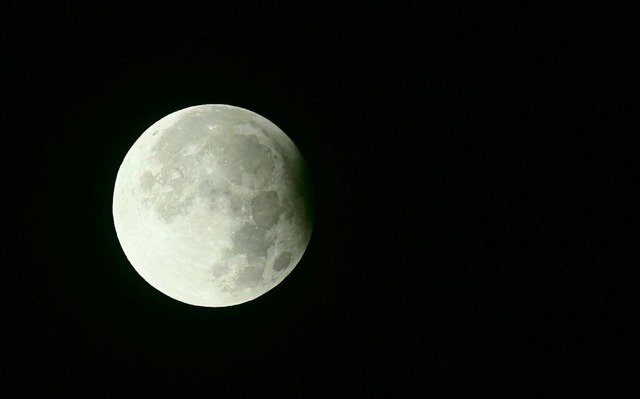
112;105;314;307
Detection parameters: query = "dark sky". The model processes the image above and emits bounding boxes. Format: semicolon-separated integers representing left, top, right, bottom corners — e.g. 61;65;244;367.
4;2;636;396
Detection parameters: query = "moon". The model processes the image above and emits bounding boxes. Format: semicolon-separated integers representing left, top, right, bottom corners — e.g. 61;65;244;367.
112;104;314;307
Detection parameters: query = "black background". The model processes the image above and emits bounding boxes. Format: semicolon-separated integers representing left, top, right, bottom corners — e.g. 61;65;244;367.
3;2;637;396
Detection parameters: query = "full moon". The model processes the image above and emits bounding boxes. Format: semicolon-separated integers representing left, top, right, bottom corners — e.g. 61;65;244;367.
112;104;314;307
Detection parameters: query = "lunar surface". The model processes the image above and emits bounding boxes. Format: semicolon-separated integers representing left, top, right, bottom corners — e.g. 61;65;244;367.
112;105;314;307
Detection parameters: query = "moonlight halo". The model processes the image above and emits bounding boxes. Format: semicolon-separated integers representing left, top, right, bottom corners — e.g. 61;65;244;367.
112;104;314;307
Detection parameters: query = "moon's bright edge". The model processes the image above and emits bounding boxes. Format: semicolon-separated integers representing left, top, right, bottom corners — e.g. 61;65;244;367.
112;104;314;307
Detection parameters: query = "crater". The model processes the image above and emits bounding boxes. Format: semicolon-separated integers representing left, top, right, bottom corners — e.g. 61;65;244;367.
139;171;156;191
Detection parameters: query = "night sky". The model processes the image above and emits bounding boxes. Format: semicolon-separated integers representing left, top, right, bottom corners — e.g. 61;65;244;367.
4;2;636;396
